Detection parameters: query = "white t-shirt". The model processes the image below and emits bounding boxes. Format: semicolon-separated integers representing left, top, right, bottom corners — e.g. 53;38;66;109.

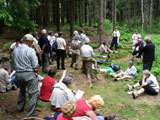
47;35;53;46
125;65;137;76
99;44;107;51
112;31;120;37
56;37;66;50
132;34;139;45
10;42;21;50
81;44;94;58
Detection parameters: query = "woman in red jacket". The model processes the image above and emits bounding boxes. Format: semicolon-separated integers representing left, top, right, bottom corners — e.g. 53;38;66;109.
39;69;57;101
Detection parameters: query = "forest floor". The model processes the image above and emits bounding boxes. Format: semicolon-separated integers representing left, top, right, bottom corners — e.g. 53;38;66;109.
0;28;160;120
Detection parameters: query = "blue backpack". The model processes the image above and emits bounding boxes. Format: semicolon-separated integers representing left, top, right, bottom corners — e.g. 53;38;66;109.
110;63;120;71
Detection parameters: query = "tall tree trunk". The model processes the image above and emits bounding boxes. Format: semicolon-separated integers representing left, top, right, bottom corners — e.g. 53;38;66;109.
61;0;65;26
46;0;50;27
36;0;43;25
128;0;131;30
52;0;56;25
103;0;107;19
55;0;60;31
98;0;104;43
84;1;88;24
70;0;74;36
141;0;144;34
133;0;136;28
149;0;153;34
88;0;92;26
113;0;116;29
79;0;82;27
0;19;4;34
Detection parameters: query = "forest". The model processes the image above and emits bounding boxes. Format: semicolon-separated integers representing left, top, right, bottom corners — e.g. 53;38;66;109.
0;0;160;120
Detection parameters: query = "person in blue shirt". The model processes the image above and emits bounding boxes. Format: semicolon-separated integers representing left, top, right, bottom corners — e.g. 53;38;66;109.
38;29;51;73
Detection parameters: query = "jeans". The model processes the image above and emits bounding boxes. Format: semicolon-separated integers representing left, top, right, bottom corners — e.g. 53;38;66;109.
10;76;19;88
110;37;118;50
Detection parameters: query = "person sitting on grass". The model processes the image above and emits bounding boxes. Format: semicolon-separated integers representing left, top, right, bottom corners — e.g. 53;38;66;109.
73;95;104;120
50;76;76;111
127;70;159;99
99;41;113;55
57;101;77;120
39;69;57;102
110;60;137;81
0;63;19;93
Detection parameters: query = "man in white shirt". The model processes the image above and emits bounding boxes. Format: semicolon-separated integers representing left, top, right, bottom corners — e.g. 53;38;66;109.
56;32;66;70
81;37;105;79
110;27;120;51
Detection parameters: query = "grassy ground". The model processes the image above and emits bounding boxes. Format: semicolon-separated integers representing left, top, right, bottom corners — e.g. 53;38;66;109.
0;30;160;120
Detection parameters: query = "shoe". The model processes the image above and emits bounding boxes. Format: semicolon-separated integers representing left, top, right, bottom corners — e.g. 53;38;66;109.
132;92;138;99
127;84;133;91
105;113;116;120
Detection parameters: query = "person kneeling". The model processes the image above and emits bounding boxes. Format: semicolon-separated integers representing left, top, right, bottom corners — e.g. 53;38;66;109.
127;70;159;99
110;60;137;81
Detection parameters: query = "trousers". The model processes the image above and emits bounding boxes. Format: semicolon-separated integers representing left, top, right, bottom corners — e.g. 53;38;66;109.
16;72;39;117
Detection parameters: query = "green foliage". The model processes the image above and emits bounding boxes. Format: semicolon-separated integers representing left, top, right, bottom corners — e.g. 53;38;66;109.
2;42;12;51
0;0;40;33
103;19;113;30
90;43;99;49
0;0;12;21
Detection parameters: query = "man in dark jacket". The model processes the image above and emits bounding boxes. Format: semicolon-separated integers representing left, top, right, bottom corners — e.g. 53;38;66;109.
38;29;51;73
142;36;155;71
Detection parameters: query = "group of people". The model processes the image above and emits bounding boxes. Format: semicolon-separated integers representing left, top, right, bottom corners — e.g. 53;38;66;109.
0;27;159;119
109;29;159;99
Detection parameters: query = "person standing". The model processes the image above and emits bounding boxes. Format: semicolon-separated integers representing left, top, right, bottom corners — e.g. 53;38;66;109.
13;34;39;117
142;36;155;71
70;35;81;70
38;29;51;73
56;32;66;70
110;27;120;51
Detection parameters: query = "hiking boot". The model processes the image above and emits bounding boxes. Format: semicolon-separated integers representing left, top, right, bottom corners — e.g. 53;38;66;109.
132;92;138;99
127;84;133;91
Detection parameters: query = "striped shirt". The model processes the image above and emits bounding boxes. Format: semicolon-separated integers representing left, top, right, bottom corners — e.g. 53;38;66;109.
13;44;38;72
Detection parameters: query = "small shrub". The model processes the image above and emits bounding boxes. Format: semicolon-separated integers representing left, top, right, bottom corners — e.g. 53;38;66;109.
91;43;99;49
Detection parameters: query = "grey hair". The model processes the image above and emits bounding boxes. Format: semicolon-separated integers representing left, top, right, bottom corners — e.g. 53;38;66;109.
145;36;151;43
143;70;151;77
1;63;10;71
128;60;134;65
62;76;73;85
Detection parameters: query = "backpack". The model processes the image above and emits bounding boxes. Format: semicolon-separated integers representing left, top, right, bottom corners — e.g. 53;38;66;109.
97;60;105;65
138;40;144;50
110;63;120;71
52;40;57;52
71;40;80;50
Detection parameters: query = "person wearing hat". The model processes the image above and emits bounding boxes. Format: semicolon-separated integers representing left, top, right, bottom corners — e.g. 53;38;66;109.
81;37;105;79
38;29;51;73
13;34;39;117
141;36;155;71
110;27;120;51
50;76;76;111
70;35;81;70
56;32;67;70
127;70;159;99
